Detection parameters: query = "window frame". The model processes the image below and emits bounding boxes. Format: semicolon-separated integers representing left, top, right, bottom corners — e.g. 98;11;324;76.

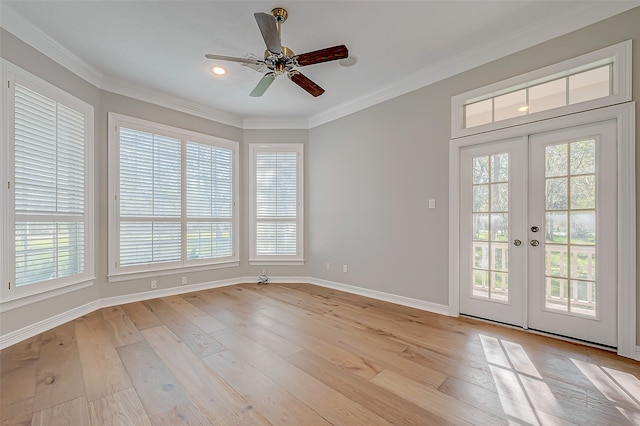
249;143;304;265
108;113;239;281
1;59;95;304
451;40;632;139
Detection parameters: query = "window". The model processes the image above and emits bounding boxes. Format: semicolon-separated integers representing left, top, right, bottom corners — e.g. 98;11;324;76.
108;113;238;279
2;60;94;302
249;144;304;265
451;40;631;138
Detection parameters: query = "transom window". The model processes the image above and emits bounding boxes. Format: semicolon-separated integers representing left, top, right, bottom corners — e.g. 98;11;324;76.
108;113;238;279
451;40;631;138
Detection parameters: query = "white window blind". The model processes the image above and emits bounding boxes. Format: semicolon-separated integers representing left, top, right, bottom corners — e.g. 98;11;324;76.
250;144;303;264
119;128;182;266
186;142;234;260
13;83;87;287
110;114;238;277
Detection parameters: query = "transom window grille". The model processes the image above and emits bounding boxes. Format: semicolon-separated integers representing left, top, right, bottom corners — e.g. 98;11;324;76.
451;41;631;138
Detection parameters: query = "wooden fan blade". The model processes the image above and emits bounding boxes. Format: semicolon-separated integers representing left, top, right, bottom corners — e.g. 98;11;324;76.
254;12;282;54
250;73;276;97
295;45;348;66
289;71;325;97
205;54;264;66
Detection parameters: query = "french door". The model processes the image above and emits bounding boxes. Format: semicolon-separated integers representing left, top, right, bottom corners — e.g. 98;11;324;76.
459;120;617;347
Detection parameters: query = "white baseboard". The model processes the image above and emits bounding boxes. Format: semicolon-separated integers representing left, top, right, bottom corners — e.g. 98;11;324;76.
0;300;100;350
0;275;449;350
636;346;640;361
308;277;450;316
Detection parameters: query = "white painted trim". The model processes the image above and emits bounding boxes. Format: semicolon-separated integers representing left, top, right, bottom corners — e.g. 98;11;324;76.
635;346;640;361
0;3;103;87
0;275;450;349
3;2;636;130
451;40;632;139
449;103;636;359
0;300;100;350
242;117;309;130
309;278;450;316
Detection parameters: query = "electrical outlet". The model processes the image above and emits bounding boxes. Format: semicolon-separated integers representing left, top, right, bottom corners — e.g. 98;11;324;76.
325;262;331;270
262;269;267;276
181;276;187;285
343;264;348;273
150;280;157;289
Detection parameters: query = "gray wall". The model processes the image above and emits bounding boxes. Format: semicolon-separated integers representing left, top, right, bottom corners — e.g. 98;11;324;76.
308;7;640;341
2;6;640;346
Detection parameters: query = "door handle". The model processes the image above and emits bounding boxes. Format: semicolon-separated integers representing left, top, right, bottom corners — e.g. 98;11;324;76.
530;240;540;246
513;239;522;246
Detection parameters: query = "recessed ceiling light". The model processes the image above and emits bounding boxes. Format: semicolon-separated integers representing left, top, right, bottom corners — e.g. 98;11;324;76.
211;66;226;75
517;105;529;112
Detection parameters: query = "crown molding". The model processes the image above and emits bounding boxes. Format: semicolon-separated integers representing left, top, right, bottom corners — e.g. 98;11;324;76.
308;2;638;128
2;2;636;131
100;76;244;129
243;116;309;130
0;3;104;87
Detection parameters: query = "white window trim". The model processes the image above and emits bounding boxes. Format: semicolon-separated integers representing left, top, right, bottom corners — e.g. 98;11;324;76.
107;113;239;280
1;59;95;304
449;102;636;358
249;143;304;265
451;40;632;139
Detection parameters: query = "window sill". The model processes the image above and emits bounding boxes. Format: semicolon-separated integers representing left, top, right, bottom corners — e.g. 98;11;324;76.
0;278;95;313
108;261;240;283
249;260;305;266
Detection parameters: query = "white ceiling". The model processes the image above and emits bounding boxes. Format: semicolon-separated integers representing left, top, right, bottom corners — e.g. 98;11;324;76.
2;1;637;128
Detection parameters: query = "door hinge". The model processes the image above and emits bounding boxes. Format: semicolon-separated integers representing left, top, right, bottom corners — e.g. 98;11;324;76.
8;281;11;289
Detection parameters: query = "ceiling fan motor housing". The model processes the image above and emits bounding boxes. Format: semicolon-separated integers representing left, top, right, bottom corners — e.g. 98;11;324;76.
264;46;295;75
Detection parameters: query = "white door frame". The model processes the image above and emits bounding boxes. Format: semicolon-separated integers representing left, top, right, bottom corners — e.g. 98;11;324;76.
448;102;636;359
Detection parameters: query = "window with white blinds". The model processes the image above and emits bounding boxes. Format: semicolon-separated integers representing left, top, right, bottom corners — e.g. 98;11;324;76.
249;144;304;264
109;114;238;277
3;62;94;301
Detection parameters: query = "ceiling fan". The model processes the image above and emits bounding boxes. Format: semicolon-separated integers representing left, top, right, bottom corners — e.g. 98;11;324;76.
205;7;349;97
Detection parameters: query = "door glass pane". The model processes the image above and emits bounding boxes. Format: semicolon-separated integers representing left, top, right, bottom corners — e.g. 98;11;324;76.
544;141;597;317
471;152;509;302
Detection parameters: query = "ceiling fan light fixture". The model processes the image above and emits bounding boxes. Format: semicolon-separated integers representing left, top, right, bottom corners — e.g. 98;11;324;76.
211;66;226;75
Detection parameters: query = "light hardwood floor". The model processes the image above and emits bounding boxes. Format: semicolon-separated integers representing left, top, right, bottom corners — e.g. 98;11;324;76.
1;283;639;425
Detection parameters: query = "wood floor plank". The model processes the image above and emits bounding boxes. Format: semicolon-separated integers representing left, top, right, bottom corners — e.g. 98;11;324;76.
212;327;394;426
116;339;209;424
73;312;132;402
162;295;227;334
287;348;452;425
100;307;144;347
0;335;41;425
3;283;640;425
32;322;85;412
31;396;90;426
204;350;332;425
141;325;270;425
142;298;225;358
88;387;151;426
371;368;505;425
120;301;162;331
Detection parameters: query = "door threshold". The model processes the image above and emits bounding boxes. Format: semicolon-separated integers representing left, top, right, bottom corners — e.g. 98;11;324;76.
461;314;617;353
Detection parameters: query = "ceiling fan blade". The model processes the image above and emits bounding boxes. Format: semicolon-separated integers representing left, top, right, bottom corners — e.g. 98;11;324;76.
254;12;282;55
250;73;276;97
205;54;264;66
288;71;325;97
294;45;349;66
